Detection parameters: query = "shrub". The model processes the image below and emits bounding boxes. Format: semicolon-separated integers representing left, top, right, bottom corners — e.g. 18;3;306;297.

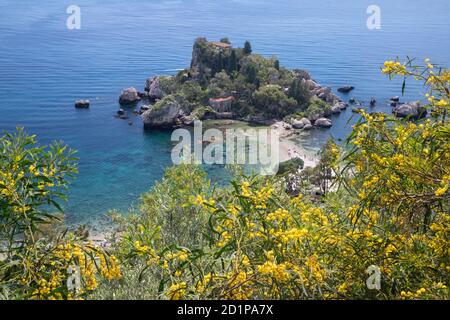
122;173;448;300
207;71;234;98
118;58;449;300
0;129;121;299
288;79;312;107
277;157;305;175
304;98;331;120
179;81;208;105
0;128;78;247
243;41;252;55
252;85;298;118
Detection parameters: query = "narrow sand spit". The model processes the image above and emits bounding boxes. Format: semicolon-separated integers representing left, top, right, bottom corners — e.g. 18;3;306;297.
87;121;319;243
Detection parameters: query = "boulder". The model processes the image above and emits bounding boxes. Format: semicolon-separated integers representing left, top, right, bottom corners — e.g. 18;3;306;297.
292;118;311;129
317;92;326;100
119;87;141;105
349;98;356;104
138;91;148;99
337;86;354;93
303;124;313;130
307;113;321;123
316;87;331;100
338;102;348;110
393;101;427;119
117;108;125;116
292;69;312;81
181;116;196;126
139;105;151;114
331;104;342;114
391;96;400;102
305;79;319;90
315;118;333;128
326;93;342;105
75;99;90;109
352;107;364;113
141;96;184;129
145;76;165;100
370;97;376;106
323;108;333;117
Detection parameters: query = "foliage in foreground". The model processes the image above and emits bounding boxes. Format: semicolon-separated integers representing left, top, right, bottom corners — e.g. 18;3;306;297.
1;58;449;300
0;129;121;299
105;59;449;300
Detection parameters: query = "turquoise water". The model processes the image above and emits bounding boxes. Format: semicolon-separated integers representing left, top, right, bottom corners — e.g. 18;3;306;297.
0;0;449;225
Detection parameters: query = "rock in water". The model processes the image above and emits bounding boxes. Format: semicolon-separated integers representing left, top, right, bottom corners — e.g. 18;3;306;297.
75;99;90;109
141;96;184;129
391;96;400;102
370;97;376;106
315;118;333;128
331;104;342;114
119;87;141;105
337;86;355;93
338;102;348;110
393;101;427;119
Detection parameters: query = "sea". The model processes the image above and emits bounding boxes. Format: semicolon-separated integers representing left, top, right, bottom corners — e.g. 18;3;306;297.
0;0;449;226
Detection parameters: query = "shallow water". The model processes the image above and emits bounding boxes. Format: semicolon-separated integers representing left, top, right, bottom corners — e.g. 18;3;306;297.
0;0;449;225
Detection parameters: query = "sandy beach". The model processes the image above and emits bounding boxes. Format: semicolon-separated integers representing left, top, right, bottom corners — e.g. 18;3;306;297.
271;121;319;168
86;120;319;244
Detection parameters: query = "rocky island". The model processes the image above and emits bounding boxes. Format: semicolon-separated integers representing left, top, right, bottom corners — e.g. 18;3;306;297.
119;38;348;130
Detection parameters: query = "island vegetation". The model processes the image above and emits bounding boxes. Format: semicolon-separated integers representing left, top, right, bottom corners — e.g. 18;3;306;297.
121;38;346;129
0;57;449;300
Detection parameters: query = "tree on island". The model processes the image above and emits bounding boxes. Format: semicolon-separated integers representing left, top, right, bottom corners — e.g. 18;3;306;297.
243;40;252;55
227;50;238;74
288;78;312;107
242;62;258;85
274;59;280;70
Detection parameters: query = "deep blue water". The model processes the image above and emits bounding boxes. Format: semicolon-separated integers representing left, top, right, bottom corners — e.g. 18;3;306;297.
0;0;449;225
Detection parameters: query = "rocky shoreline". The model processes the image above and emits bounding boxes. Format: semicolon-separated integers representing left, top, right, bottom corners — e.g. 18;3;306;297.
114;38;351;132
73;38;428;132
126;73;348;130
99;37;429;137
